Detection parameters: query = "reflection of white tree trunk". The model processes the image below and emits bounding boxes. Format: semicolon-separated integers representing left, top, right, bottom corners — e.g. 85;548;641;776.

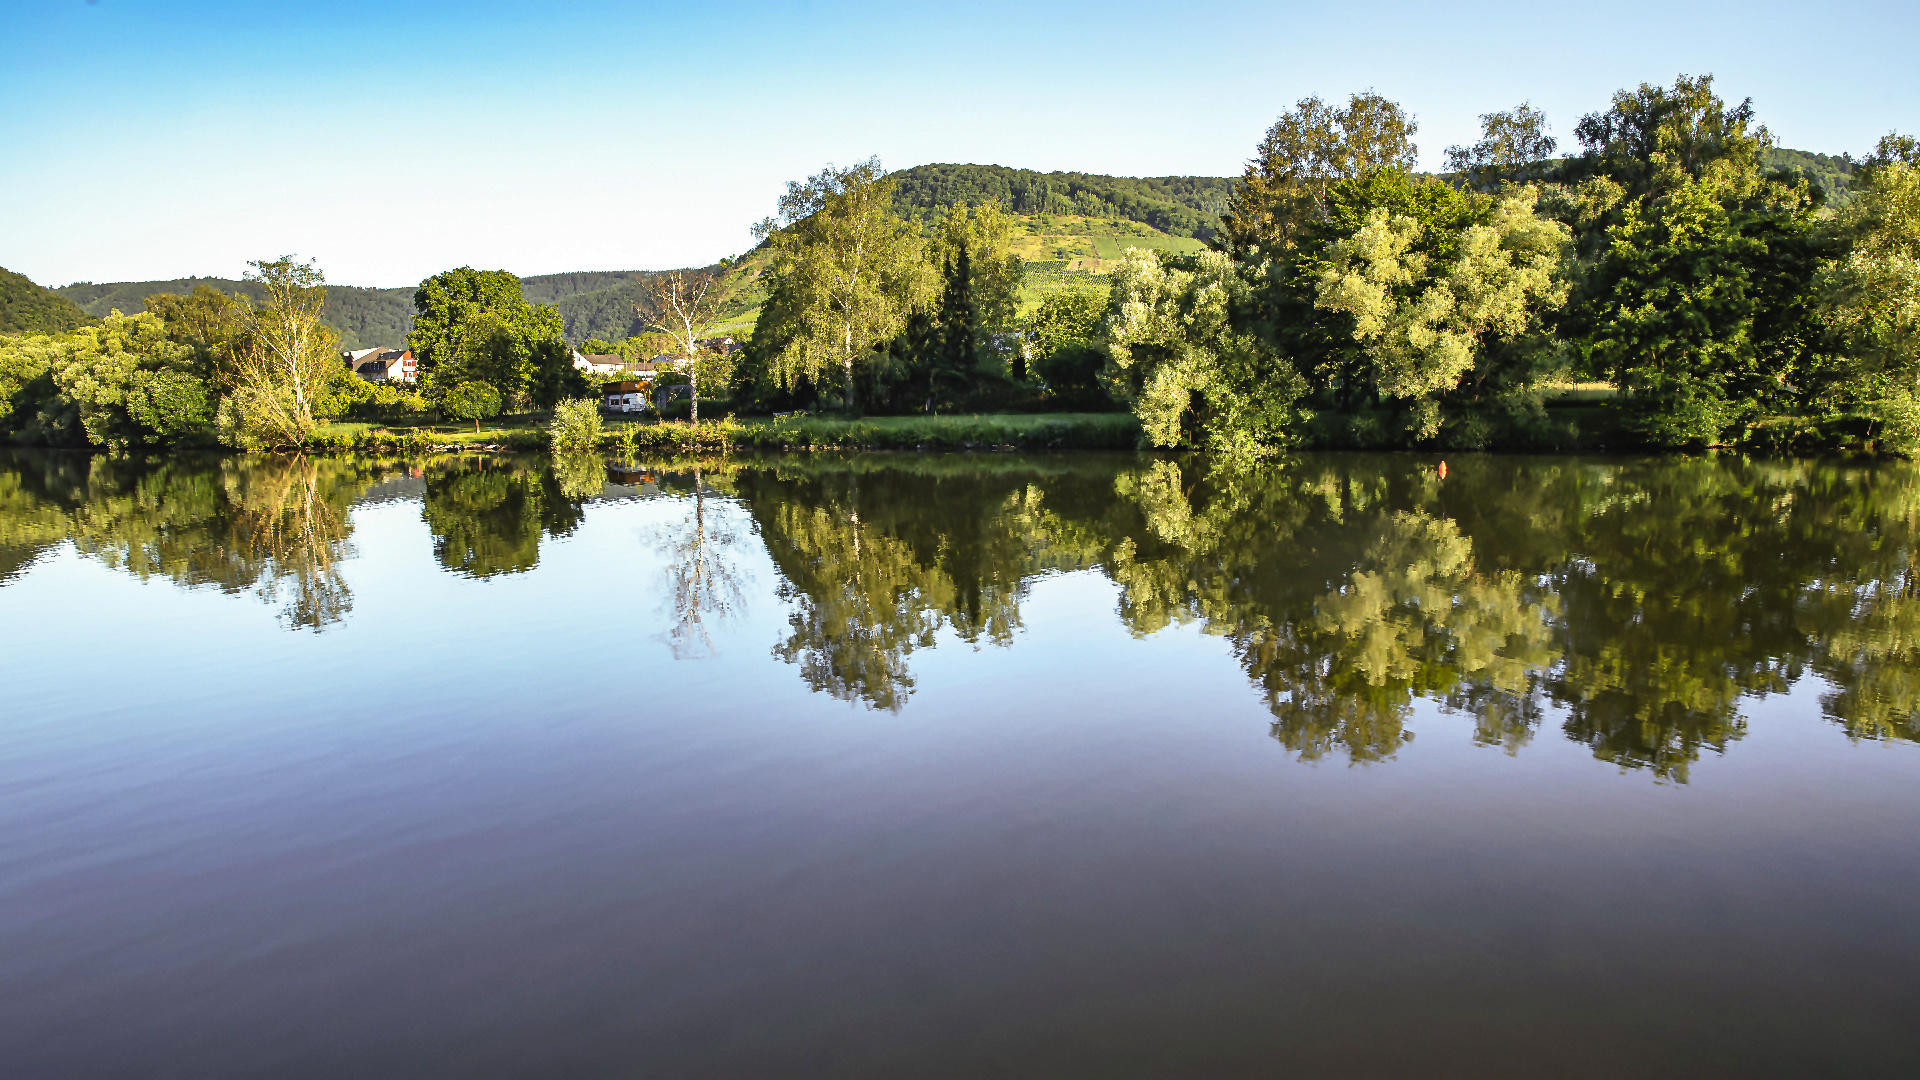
236;454;355;629
657;467;748;658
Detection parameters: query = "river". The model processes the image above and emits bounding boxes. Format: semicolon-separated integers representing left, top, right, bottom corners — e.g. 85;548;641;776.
3;449;1917;1076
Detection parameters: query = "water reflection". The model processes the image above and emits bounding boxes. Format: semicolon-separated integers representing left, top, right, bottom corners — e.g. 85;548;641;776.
5;449;1920;776
651;462;749;659
0;452;367;629
421;457;585;579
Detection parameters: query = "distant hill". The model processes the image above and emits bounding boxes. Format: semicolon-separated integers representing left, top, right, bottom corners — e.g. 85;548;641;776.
37;164;1237;347
51;270;719;348
1765;147;1857;205
56;277;415;352
889;164;1232;239
1;267;94;335
523;271;667;342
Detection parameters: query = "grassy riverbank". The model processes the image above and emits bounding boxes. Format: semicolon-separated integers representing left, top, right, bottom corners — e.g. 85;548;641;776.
308;412;1144;453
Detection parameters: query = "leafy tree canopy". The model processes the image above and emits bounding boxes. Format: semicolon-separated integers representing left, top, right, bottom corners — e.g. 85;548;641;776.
409;267;579;409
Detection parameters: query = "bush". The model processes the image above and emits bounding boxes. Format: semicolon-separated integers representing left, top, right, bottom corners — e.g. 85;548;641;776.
1876;387;1920;456
549;397;604;451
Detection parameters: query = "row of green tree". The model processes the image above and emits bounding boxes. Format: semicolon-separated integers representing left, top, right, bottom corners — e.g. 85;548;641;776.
1109;75;1920;455
731;75;1919;452
888;164;1232;238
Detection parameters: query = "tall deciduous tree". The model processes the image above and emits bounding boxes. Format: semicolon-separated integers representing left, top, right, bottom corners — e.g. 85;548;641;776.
754;157;934;413
232;256;338;448
1103;249;1305;458
1820;157;1920;445
1571;74;1769;207
642;267;734;422
409;267;576;410
1446;103;1558;189
1217;91;1419;258
1312;186;1572;441
145;284;252;387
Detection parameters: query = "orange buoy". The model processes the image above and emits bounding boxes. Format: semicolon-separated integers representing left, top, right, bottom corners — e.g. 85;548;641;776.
1437;460;1448;479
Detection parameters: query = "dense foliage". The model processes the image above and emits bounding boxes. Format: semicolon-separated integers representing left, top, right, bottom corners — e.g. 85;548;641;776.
1099;76;1920;455
408;267;585;411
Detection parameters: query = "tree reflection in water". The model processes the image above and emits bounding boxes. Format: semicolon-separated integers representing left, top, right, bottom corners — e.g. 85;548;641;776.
226;455;361;629
421;456;585;578
0;451;374;629
650;462;749;660
737;459;1097;711
6;448;1920;778
739;453;1920;779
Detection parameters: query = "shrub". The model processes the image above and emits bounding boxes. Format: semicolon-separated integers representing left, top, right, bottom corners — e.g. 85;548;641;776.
549;397;604;451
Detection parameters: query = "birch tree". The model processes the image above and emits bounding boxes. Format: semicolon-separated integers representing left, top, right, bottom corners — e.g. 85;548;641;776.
642;267;733;421
754;157;933;413
232;256;338;448
1445;103;1558;188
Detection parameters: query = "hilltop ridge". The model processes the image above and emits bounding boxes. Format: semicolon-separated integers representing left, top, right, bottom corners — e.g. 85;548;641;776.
2;267;94;335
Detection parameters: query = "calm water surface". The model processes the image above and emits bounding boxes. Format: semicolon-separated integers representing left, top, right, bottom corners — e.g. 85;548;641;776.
3;449;1918;1077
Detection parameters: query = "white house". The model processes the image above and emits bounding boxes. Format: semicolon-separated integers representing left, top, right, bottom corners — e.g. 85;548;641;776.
571;350;627;377
343;347;416;384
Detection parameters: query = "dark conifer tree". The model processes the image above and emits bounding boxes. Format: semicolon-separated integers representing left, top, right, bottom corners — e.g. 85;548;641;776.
932;243;978;401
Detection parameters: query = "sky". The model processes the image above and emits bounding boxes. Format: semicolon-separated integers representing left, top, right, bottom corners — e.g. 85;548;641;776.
3;0;1915;288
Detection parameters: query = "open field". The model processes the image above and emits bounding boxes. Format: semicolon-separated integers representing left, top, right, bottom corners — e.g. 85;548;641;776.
1089;234;1207;259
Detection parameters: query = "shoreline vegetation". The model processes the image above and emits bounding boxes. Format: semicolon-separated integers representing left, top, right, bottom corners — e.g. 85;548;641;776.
301;412;1147;454
5;74;1917;461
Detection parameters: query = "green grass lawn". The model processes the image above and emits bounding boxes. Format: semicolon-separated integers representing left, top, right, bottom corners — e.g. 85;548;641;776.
1541;381;1619;405
310;411;1143;453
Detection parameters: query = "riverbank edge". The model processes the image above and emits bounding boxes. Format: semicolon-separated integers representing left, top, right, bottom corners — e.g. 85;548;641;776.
6;406;1892;457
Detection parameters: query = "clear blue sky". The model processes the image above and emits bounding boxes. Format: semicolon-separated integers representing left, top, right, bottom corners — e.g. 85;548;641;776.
3;0;1913;288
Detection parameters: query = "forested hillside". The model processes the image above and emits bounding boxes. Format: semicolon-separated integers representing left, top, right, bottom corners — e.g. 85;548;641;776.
56;277;415;351
889;164;1232;239
1765;147;1857;204
1;267;93;334
522;271;660;342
